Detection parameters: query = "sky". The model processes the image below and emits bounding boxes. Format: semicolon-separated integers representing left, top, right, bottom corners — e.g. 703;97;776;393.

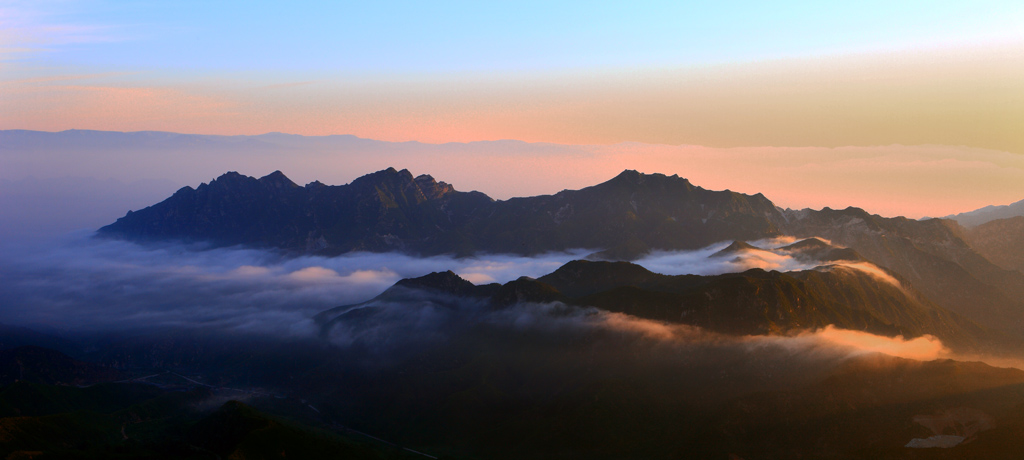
2;0;1023;218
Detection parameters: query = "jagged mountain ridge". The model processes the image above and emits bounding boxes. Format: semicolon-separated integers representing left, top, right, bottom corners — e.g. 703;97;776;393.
98;168;785;256
780;206;1024;332
317;258;993;352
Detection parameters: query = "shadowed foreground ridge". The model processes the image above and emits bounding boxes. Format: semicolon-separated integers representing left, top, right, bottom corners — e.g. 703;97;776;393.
317;258;992;352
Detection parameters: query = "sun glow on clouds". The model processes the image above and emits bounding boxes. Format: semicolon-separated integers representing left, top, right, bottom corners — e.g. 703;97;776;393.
807;326;948;361
6;233;1018;369
826;262;905;289
594;312;948;362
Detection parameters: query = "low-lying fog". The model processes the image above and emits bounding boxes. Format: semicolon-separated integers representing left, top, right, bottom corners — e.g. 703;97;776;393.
0;234;843;332
0;232;937;359
0;232;593;334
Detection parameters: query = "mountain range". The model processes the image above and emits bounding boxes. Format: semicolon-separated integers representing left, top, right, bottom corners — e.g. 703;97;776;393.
98;168;1024;338
945;198;1024;227
98;168;783;257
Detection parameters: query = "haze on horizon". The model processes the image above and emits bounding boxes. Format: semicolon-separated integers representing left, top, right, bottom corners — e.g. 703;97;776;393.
2;1;1023;229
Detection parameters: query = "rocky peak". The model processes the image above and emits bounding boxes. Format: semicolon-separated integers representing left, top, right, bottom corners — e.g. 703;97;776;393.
394;270;477;297
711;241;759;258
197;171;255;193
614;169;643;183
258;170;298;189
781;237;831;251
415;174;455;200
592;170;699;201
350;167;415;190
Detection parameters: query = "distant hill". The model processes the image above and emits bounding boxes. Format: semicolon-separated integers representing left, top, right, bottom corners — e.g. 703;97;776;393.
945;198;1024;227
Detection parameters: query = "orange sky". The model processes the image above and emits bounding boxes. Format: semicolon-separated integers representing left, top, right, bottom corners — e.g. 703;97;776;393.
4;44;1023;153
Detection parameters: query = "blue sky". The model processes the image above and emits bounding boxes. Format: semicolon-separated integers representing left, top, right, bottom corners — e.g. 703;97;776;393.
8;0;1024;73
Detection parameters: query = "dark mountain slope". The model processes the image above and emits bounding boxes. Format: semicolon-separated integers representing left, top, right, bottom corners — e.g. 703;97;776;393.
0;381;410;460
965;216;1024;273
99;169;784;256
551;261;987;348
714;356;1024;459
320;260;993;352
0;346;121;386
456;169;785;255
783;207;1024;332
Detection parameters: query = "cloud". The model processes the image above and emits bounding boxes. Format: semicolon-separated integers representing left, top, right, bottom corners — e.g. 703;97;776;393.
826;262;904;289
579;309;948;362
0;2;125;60
742;326;948;362
633;238;837;276
5;230;1020;409
286;266;344;283
0;230;892;338
315;290;977;404
320;282;949;364
802;326;947;361
0;234;589;334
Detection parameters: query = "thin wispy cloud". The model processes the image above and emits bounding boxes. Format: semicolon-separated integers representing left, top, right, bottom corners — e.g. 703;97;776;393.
255;81;319;91
0;2;126;60
0;72;140;86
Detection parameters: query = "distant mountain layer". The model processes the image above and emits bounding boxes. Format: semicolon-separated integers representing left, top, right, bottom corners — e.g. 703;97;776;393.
945;198;1024;227
966;216;1024;273
98;168;785;257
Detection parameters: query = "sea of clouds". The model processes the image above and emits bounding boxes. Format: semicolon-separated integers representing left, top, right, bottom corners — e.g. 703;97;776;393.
0;231;936;361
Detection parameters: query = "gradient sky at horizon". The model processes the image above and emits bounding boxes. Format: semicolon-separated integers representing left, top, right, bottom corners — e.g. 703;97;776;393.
3;1;1023;144
2;0;1023;218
